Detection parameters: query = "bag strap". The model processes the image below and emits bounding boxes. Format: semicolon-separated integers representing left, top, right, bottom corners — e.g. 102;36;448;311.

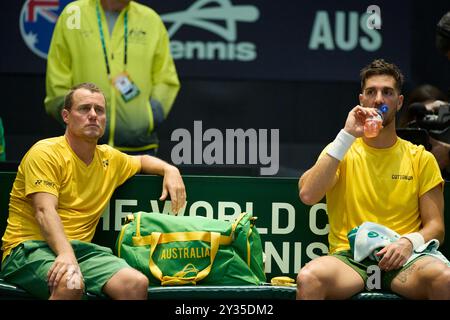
162;264;200;285
246;227;252;265
232;212;254;266
149;232;163;280
148;231;221;285
136;212;142;237
116;223;130;258
230;212;247;239
131;211;234;246
133;231;232;246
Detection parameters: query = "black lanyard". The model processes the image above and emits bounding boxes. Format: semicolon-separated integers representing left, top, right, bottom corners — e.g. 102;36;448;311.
96;0;128;78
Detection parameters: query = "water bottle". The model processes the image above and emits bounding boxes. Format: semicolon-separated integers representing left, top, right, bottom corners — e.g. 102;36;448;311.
364;105;388;138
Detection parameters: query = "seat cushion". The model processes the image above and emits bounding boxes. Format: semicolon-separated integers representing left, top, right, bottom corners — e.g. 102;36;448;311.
147;285;297;300
0;278;33;300
0;279;296;300
0;278;400;300
351;291;403;300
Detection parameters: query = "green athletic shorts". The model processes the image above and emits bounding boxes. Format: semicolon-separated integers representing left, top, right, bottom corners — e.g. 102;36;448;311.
0;240;131;299
332;250;421;291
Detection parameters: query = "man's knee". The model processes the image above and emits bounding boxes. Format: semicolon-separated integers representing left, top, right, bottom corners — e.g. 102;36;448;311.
430;264;450;291
130;272;149;294
49;273;85;300
415;259;449;282
297;256;358;289
296;261;332;299
106;268;149;299
122;270;148;299
297;263;322;287
393;258;450;299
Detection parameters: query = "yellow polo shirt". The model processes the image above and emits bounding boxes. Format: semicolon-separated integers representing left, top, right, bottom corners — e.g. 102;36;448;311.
320;137;443;254
1;136;141;260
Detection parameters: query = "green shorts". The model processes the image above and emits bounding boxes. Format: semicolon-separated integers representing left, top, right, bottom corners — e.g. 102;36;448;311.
331;250;422;291
0;240;131;299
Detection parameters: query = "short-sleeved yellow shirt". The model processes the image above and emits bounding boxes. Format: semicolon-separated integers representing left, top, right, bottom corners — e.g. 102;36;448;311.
320;137;444;254
1;136;141;259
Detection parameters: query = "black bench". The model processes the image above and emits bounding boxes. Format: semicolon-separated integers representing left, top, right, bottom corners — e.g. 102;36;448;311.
3;173;447;300
0;278;403;300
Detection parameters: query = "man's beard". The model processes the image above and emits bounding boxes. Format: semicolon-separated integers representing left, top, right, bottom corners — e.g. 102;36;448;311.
383;113;395;127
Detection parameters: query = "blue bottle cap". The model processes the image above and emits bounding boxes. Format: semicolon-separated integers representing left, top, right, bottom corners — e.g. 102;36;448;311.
379;105;388;114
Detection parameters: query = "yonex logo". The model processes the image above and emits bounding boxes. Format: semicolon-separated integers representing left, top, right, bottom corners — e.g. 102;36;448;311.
161;0;259;42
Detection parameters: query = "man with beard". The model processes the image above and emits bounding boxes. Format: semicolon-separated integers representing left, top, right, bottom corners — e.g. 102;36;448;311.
296;59;449;299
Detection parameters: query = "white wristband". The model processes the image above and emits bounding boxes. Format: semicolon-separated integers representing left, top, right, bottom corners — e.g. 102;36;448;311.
401;232;425;250
326;129;356;161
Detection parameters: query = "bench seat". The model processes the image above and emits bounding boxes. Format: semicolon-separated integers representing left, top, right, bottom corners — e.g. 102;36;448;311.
0;278;402;300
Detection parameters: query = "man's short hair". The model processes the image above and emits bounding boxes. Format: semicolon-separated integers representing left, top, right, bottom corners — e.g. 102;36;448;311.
436;11;450;56
64;83;106;110
360;59;404;93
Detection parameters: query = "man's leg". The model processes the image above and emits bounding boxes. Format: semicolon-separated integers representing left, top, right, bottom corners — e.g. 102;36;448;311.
74;241;148;300
102;268;149;300
296;255;365;299
390;256;450;300
49;272;84;300
1;241;84;300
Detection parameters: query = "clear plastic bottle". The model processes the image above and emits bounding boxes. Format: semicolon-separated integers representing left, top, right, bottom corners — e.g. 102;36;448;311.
364;105;388;138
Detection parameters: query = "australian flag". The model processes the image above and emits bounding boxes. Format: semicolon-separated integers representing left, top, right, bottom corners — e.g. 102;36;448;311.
19;0;72;59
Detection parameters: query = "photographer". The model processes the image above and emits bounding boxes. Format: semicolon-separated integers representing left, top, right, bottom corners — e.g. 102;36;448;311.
398;84;450;180
435;11;450;179
396;12;450;181
436;11;450;60
398;84;447;128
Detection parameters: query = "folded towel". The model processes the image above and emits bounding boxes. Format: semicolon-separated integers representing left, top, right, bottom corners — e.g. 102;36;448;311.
347;222;450;266
407;239;450;266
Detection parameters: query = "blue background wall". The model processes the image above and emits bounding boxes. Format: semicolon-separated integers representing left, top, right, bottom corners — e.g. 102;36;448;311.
1;0;449;176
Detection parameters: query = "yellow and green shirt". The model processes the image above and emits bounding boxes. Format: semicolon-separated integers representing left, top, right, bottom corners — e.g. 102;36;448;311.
45;0;180;152
320;138;444;254
1;136;141;260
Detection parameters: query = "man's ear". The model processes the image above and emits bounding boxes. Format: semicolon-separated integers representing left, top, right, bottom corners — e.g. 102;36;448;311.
397;95;404;112
61;108;69;125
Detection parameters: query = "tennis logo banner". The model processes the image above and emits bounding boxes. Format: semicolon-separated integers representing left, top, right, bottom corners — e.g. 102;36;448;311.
14;0;410;80
161;0;259;61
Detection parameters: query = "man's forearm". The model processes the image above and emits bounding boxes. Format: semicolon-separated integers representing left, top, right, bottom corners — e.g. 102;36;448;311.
138;155;175;176
417;221;445;245
299;155;340;205
35;207;74;256
415;185;446;245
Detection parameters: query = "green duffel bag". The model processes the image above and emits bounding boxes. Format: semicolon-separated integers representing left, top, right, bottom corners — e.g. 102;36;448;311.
115;212;266;286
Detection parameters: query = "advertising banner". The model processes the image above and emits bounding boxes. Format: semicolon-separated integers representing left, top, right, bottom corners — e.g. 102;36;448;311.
4;0;411;81
1;173;449;280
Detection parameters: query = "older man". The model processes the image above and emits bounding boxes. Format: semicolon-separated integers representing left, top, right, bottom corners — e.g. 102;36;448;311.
1;83;186;300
